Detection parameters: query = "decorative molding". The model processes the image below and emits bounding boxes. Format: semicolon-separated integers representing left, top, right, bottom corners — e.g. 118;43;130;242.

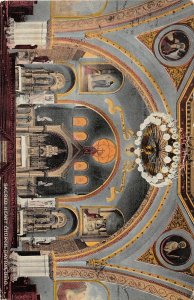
166;206;192;233
53;100;121;202
53;38;158;113
139;206;193;275
138;247;159;266
138;26;192;90
55;187;162;261
56;266;192;299
51;0;185;33
177;75;194;222
164;64;190;89
138;30;159;51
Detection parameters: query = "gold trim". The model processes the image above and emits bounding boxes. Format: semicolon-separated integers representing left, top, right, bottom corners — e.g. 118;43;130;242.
55;265;193;298
100;263;193;292
55;205;80;240
100;184;172;261
53;38;157;112
85;2;192;36
106;161;136;202
51;0;108;19
95;36;172;115
105;98;134;140
53;100;120;202
55;187;158;260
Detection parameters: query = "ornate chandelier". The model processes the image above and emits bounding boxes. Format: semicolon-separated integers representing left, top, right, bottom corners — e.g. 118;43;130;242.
134;113;180;187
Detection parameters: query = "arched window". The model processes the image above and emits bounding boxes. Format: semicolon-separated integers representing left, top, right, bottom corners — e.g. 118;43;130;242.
73;131;87;141
74;175;88;185
73;117;88;127
74;161;88;171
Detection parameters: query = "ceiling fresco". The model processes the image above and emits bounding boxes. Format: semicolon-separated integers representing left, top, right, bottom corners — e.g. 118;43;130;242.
0;0;193;300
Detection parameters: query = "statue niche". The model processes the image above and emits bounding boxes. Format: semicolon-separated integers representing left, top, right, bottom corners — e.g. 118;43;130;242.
18;208;78;237
16;67;66;93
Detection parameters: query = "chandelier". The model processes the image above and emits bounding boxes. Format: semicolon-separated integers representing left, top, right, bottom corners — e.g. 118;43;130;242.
134;113;180;187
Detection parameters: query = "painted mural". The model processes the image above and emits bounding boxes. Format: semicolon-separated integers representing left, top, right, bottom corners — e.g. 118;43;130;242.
56;281;109;300
79;63;123;93
51;0;108;18
160;235;191;266
159;30;190;61
0;1;193;300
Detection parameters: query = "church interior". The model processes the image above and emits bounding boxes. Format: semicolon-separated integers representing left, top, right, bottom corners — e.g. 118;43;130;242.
0;0;193;299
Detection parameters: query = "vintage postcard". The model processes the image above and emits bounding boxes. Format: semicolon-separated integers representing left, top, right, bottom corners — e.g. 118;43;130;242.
0;0;193;299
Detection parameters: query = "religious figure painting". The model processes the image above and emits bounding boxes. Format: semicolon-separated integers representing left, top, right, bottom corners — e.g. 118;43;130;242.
56;281;109;300
159;30;190;61
160;234;192;266
0;1;194;300
79;63;124;93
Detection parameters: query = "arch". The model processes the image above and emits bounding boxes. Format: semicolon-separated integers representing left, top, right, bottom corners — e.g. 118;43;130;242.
53;38;158;112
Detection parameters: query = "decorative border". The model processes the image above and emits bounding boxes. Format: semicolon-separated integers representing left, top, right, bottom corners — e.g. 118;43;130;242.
53;38;158;113
51;0;185;33
55;266;192;299
177;74;194;222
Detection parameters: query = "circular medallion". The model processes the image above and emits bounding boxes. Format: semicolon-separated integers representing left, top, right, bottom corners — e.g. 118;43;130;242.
155;230;193;270
159;30;189;61
154;25;194;66
160;235;191;266
92;139;116;164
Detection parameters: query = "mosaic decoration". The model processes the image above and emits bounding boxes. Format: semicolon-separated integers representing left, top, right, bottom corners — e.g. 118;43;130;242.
164;63;190;89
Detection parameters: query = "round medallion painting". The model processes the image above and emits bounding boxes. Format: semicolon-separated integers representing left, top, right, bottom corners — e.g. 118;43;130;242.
160;235;191;266
159;30;190;61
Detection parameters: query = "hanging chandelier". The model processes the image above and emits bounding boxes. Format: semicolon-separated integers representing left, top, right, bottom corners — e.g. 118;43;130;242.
134;113;180;187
